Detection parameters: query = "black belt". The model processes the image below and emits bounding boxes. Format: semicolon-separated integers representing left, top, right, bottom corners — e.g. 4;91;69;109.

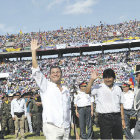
99;112;120;116
14;112;24;118
78;105;91;109
124;109;131;111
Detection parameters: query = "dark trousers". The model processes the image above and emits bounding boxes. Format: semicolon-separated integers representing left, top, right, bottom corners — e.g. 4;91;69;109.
32;112;42;135
124;109;133;139
134;110;140;139
78;106;93;139
98;112;123;139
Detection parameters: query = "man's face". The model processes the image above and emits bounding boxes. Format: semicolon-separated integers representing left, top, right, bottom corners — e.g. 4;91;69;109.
80;85;87;92
136;73;140;84
15;93;20;99
50;68;62;84
3;97;8;102
104;77;114;88
8;96;13;101
122;86;129;92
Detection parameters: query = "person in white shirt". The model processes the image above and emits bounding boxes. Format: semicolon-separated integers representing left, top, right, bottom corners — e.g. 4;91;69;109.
75;81;94;139
122;82;134;139
31;39;71;140
11;92;27;139
85;68;126;139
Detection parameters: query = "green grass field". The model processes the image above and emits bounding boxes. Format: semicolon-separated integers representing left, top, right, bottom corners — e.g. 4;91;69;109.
4;125;126;139
4;125;100;139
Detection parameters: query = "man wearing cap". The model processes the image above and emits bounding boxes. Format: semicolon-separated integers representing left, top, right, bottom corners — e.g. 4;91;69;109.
11;92;27;139
122;82;134;139
86;68;126;139
30;92;42;136
133;64;140;139
31;39;71;140
1;94;14;135
75;81;94;139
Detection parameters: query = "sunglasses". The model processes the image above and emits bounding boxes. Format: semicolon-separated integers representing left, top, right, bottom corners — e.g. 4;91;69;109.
80;86;87;87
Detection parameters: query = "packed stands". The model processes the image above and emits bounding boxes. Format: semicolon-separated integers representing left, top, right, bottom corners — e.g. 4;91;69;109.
0;20;140;52
0;49;139;95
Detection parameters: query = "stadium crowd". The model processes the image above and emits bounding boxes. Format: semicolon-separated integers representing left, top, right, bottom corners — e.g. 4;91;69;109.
0;20;140;52
0;50;139;95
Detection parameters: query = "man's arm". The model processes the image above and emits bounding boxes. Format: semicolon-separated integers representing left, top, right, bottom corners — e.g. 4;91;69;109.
31;39;40;68
75;104;79;118
86;70;98;94
120;104;126;129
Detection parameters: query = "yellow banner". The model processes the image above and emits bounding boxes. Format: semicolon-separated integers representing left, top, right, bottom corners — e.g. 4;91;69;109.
6;48;21;52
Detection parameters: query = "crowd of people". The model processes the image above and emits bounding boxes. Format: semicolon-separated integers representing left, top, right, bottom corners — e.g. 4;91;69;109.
0;47;139;139
0;49;139;96
0;20;140;52
0;90;43;139
0;20;139;139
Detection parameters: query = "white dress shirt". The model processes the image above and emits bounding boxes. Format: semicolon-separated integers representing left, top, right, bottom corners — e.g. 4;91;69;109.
91;83;125;113
32;67;71;128
123;90;134;110
11;98;27;118
74;90;93;107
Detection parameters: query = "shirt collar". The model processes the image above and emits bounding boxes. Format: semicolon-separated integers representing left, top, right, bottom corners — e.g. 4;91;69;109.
102;83;115;90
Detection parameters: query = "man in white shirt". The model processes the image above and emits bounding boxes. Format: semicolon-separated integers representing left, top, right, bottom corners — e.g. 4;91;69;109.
75;81;94;139
122;82;134;139
11;92;27;139
85;68;126;139
31;39;71;140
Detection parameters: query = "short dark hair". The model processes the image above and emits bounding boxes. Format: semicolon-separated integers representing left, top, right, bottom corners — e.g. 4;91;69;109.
136;72;140;77
50;66;62;74
103;68;116;79
15;92;21;96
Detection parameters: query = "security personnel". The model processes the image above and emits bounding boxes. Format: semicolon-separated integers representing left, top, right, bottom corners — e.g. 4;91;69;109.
11;92;27;139
75;81;94;139
30;92;42;136
133;65;140;139
122;82;134;139
1;94;14;135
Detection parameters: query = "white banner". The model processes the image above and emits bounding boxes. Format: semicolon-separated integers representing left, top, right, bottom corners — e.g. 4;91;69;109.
56;44;66;49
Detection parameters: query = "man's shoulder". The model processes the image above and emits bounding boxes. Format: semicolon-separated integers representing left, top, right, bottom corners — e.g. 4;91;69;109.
92;83;103;90
62;85;69;91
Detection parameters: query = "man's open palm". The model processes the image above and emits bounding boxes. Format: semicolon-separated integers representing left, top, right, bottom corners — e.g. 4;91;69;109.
31;39;40;51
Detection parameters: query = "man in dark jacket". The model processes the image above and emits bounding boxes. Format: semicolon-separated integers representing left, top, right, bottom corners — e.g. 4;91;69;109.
30;92;42;136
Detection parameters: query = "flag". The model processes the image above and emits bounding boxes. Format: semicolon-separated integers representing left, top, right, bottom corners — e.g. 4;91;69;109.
19;30;22;35
129;70;136;88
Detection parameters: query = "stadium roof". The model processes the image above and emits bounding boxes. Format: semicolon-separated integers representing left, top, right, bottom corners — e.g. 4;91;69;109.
0;40;140;59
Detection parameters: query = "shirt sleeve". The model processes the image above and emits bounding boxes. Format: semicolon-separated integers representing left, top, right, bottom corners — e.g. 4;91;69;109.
120;88;125;104
90;96;94;103
32;67;48;93
23;99;27;117
11;100;14;118
74;94;78;105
